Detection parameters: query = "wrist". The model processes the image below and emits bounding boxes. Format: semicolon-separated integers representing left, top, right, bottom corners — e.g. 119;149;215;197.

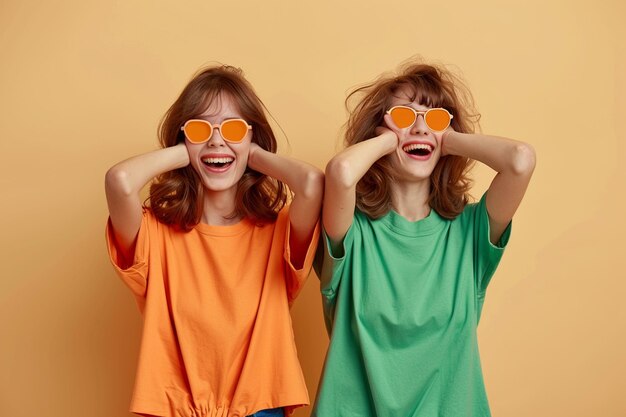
379;130;399;153
440;129;457;156
173;143;191;168
247;142;262;171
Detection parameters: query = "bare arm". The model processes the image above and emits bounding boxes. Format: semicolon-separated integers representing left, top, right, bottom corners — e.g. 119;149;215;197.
247;143;324;269
323;129;398;252
104;143;190;261
443;130;536;244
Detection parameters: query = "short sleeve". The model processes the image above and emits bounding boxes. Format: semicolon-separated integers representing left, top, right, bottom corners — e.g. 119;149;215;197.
105;209;152;298
281;206;321;305
318;217;356;300
472;193;512;296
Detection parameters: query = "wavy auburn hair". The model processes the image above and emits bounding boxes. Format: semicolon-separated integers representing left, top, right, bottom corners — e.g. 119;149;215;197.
148;65;287;231
345;60;480;219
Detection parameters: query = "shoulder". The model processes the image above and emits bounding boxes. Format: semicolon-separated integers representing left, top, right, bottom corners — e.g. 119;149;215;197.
246;205;289;236
141;206;188;238
261;204;289;231
277;204;290;221
346;207;373;235
451;194;483;223
353;207;376;225
139;206;160;230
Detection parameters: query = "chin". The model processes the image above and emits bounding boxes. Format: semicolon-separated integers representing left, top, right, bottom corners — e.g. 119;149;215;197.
406;173;433;182
204;183;237;192
201;180;238;192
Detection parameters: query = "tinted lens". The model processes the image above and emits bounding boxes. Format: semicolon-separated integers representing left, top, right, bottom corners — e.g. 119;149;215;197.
220;119;249;142
424;109;451;131
390;107;417;129
184;120;212;143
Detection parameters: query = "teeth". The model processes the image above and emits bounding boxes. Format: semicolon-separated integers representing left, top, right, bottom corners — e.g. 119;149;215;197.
203;157;234;164
403;143;433;152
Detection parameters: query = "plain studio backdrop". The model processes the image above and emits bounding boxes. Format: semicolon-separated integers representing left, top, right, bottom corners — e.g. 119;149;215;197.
1;0;624;416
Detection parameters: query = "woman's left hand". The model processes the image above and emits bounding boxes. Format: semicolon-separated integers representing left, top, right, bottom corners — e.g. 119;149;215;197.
438;127;455;156
247;142;262;171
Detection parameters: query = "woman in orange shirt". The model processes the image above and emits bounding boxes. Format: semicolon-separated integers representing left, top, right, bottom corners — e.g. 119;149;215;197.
105;65;323;417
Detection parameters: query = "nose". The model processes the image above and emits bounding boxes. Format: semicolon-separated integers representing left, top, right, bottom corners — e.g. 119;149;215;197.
206;127;226;147
410;113;429;136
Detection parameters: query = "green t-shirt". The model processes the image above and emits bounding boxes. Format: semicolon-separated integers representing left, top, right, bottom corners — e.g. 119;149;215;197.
313;193;511;417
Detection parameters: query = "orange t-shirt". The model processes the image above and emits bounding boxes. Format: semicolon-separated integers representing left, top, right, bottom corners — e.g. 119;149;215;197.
105;206;320;417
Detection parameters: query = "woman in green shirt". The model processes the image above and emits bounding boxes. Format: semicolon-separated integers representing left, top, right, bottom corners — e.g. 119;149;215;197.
314;60;536;417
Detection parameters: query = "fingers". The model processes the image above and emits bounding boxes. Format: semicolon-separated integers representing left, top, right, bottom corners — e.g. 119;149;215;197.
374;126;390;136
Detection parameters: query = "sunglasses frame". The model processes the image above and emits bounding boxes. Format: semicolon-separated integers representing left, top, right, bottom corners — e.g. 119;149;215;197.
386;106;454;132
180;118;252;144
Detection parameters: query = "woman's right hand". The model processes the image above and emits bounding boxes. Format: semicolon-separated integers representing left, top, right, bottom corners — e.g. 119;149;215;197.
374;125;398;145
379;113;401;139
375;115;400;154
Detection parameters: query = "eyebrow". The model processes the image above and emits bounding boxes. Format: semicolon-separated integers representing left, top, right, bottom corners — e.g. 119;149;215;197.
197;114;242;120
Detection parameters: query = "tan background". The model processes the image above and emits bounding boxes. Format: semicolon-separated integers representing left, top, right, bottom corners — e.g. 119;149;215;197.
1;0;625;416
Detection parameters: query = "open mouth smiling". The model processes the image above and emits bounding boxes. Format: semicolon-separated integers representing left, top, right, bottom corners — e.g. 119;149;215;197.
202;156;234;169
402;143;433;157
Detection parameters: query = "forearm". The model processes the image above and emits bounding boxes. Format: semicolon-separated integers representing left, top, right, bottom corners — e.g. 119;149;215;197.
247;146;323;200
326;131;398;189
443;131;535;176
105;144;190;197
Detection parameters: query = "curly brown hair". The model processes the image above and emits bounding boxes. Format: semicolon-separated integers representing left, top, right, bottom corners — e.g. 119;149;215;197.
148;65;288;231
345;59;480;219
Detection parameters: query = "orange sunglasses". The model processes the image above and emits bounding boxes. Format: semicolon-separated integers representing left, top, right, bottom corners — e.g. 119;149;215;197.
387;106;453;132
181;119;252;144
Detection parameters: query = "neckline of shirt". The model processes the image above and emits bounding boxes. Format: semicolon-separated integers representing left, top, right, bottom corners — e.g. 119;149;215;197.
193;218;254;236
376;207;446;236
